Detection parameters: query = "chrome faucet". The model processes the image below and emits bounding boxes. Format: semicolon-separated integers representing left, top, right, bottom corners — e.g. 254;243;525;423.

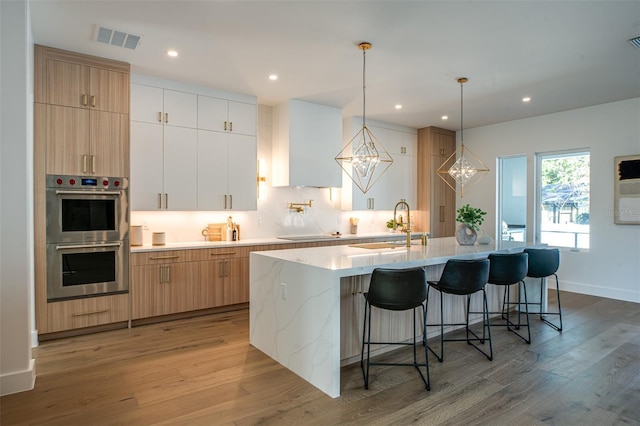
393;200;412;247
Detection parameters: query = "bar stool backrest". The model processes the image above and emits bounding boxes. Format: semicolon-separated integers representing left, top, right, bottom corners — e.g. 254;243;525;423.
524;248;560;278
487;252;528;285
436;259;490;295
367;267;427;311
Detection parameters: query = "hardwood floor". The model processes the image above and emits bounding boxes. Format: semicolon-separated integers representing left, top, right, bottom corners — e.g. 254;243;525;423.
2;291;639;425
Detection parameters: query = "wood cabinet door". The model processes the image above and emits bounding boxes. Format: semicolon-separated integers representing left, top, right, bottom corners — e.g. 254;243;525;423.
166;262;199;315
130;121;164;210
90;111;129;177
198;260;225;309
46;59;89;108
228;100;257;136
223;257;249;305
89;68;129;114
46;105;90;175
131;264;166;319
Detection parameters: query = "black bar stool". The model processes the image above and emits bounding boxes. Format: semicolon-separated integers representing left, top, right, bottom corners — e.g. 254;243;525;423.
426;258;492;362
474;252;531;343
524;248;563;331
361;267;430;391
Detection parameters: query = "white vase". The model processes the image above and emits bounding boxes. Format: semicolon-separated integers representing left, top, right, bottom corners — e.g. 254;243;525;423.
455;223;477;245
477;230;492;245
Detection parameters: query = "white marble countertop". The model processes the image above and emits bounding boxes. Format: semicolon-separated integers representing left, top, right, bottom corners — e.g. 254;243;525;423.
129;232;413;253
251;237;531;277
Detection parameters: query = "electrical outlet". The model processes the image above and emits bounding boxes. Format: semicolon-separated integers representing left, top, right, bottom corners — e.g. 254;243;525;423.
280;283;287;300
142;220;149;230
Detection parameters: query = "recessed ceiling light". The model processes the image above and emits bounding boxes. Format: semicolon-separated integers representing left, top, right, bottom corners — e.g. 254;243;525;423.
269;74;278;81
167;50;178;57
395;104;402;110
441;115;449;120
522;97;531;102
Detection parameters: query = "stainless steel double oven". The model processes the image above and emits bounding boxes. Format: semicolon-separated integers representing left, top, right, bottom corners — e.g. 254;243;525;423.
46;175;129;301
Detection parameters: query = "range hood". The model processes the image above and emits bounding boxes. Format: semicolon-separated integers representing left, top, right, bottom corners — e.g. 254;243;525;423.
272;99;342;188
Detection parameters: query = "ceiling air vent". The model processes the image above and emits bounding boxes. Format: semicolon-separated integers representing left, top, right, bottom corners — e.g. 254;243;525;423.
629;36;640;49
95;25;142;50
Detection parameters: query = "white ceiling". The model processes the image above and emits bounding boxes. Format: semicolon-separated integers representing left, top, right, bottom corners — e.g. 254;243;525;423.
29;1;640;130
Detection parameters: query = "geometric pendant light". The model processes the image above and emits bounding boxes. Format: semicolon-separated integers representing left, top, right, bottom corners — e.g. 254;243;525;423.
335;42;393;194
437;77;489;198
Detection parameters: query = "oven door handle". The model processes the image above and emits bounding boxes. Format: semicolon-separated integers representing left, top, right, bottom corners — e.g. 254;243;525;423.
55;190;122;196
55;242;122;251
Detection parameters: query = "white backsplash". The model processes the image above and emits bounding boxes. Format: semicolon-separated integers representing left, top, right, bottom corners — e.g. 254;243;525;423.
130;187;397;244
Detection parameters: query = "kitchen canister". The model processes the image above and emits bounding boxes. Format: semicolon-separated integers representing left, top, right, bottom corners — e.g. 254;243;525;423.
152;232;166;246
130;226;143;246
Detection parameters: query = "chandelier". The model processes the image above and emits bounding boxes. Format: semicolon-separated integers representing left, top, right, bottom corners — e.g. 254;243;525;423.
335;42;393;194
437;77;489;197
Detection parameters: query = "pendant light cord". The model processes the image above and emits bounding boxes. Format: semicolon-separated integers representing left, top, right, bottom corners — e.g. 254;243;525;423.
460;80;464;147
362;47;367;128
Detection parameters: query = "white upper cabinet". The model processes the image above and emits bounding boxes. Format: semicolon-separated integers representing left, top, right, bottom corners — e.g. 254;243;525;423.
131;84;197;128
198;95;256;136
130;75;257;211
272;99;342;188
341;117;417;211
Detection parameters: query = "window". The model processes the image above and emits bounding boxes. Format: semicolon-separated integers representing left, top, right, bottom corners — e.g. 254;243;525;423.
535;149;590;249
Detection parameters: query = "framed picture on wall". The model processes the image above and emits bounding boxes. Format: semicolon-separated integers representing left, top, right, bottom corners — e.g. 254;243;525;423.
614;155;640;225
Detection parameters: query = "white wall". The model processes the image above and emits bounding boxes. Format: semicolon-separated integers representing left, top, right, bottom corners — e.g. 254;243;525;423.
458;98;640;303
0;0;36;395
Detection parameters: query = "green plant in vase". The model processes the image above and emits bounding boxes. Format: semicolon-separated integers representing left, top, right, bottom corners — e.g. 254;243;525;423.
455;204;486;245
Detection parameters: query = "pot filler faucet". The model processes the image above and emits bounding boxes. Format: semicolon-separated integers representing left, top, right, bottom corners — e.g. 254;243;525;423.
393;200;412;247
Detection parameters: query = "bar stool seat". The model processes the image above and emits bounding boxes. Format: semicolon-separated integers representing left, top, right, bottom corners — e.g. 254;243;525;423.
524;248;563;331
426;258;492;362
472;252;531;343
361;267;430;391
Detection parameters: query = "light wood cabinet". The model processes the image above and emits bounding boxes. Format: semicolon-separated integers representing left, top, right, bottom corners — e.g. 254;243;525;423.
34;45;130;337
198;95;256;136
46;294;128;333
417;126;456;236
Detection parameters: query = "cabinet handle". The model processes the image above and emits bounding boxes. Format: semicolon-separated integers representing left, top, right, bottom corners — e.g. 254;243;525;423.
229;194;233;209
440;148;446;156
158;193;162;209
91;155;96;174
82;155;87;173
224;194;227;209
229;121;233;132
150;255;179;260
165;113;169;124
440;205;445;222
91;95;96;107
224;121;228;131
218;261;224;278
82;94;88;106
72;309;108;317
210;251;236;256
225;260;230;277
157;112;162;123
166;266;170;283
159;265;164;283
165;193;169;209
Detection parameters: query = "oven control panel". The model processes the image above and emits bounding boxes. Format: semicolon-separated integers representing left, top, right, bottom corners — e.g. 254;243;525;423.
46;175;128;190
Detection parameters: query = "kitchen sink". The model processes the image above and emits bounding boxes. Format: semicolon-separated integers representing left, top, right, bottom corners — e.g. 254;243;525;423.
277;235;341;241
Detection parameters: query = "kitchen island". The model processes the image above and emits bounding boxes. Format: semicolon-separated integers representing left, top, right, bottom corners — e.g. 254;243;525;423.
250;237;540;398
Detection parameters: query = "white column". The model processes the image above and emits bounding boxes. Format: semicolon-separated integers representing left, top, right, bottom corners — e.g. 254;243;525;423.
0;0;36;396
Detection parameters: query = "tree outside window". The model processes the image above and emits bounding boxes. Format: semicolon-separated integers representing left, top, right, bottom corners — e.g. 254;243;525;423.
537;151;590;249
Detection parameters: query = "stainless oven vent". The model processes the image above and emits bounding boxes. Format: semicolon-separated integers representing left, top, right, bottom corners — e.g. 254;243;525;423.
95;25;142;50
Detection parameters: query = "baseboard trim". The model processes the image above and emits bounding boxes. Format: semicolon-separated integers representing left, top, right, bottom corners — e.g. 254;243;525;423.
561;280;640;303
0;358;35;396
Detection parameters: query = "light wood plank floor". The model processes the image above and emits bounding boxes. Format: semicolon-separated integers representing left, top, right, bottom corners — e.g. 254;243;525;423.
2;291;639;425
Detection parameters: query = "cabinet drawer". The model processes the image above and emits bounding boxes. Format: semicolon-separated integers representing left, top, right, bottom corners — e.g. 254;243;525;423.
205;246;249;258
131;249;204;266
46;294;129;333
